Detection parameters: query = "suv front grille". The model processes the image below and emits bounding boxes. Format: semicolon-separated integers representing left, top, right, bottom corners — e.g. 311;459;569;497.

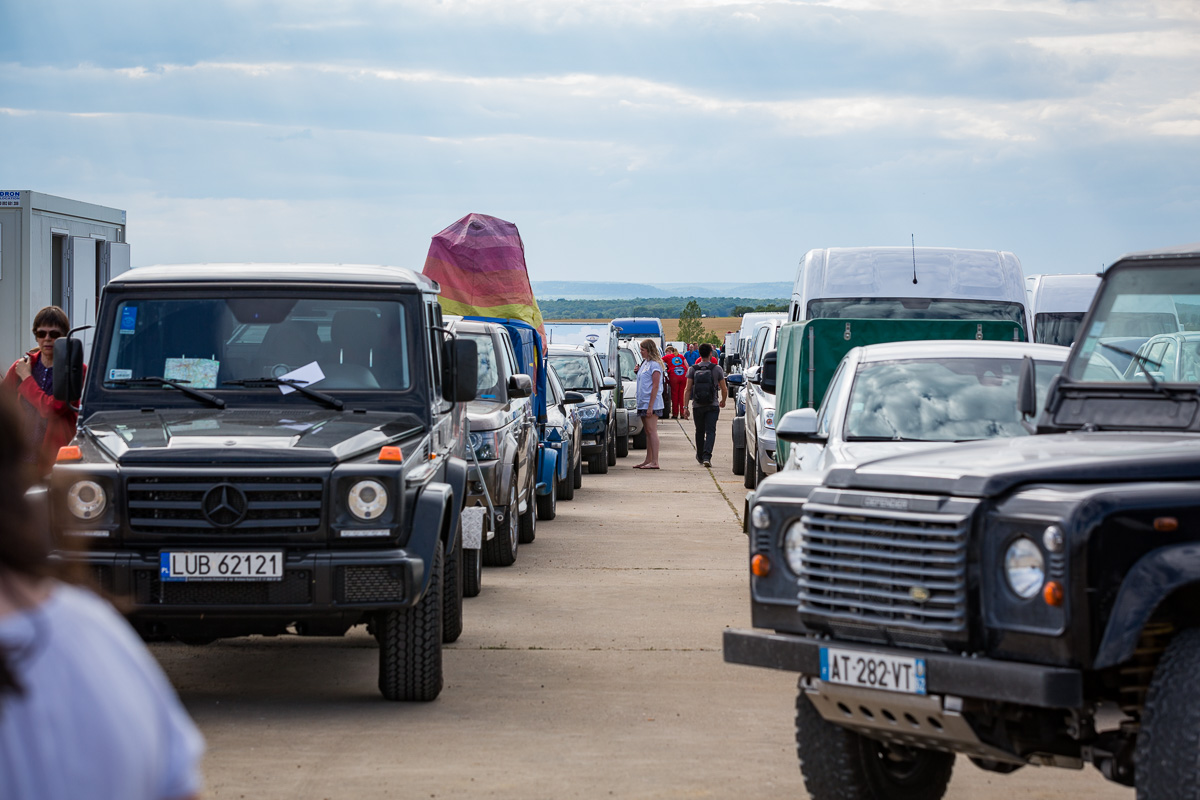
127;476;323;536
797;494;972;647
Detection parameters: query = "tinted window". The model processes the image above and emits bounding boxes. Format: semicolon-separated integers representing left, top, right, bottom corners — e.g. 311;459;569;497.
464;331;501;400
808;298;1025;328
549;354;596;391
1035;312;1085;347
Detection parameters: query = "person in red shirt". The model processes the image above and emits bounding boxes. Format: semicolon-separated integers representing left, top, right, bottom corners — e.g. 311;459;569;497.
2;306;83;477
662;346;689;418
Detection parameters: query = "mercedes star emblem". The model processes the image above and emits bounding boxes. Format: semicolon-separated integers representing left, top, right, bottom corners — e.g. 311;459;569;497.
202;483;249;528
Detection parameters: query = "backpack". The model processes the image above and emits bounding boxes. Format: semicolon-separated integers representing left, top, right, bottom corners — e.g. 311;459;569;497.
692;363;715;405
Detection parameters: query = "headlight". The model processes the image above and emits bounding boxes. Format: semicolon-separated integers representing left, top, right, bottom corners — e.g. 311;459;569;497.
468;431;501;460
1004;537;1045;599
751;504;771;530
67;480;107;520
624;397;637;409
348;479;389;521
578;405;601;419
784;520;806;573
763;408;776;429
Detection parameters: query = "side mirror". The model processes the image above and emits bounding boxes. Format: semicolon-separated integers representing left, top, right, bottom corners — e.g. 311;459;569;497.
760;350;778;395
725;373;744;387
508;373;533;399
1017;355;1038;419
728;354;741;367
52;334;86;404
775;409;821;443
447;338;478;403
562;391;585;405
601;376;617;390
744;366;761;384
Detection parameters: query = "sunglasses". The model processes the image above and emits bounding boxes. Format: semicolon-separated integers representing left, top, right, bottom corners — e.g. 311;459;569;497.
34;329;64;340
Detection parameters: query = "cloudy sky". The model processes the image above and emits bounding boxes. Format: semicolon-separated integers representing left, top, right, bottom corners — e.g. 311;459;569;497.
2;0;1198;283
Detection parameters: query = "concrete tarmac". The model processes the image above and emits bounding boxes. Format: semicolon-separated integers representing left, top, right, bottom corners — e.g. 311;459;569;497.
152;411;1135;799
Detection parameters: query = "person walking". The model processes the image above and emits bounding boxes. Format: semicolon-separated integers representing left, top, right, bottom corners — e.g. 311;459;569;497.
662;346;689;419
682;343;728;468
2;306;82;478
633;339;664;470
0;395;206;799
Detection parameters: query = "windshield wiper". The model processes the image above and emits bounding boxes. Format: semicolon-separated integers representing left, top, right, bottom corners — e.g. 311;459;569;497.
108;377;225;409
223;378;344;410
1099;342;1164;392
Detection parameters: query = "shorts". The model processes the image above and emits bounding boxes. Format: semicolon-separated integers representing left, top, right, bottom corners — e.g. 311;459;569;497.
637;408;665;418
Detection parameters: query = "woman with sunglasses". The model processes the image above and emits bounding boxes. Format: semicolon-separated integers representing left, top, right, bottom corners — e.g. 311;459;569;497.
2;306;82;477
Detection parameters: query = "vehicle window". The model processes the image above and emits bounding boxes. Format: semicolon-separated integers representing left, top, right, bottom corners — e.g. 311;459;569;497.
499;331;520;379
549;354;595;391
546;365;564;403
843;357;1063;442
808;298;1026;329
427;302;443;399
1069;265;1200;383
816;361;848;437
102;296;410;391
752;327;769;367
618;349;638;381
464;332;501;400
1161;340;1179;380
1035;312;1085;347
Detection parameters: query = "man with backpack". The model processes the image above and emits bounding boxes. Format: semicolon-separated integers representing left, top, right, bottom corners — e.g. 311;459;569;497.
682;343;728;468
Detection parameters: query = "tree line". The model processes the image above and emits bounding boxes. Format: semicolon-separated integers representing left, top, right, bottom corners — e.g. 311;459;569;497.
538;296;788;320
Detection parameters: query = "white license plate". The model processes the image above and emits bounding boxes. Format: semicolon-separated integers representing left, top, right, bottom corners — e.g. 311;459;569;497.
820;646;926;695
160;551;283;582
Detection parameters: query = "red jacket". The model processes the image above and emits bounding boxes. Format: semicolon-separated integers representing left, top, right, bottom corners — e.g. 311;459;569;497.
663;353;689;381
3;351;83;475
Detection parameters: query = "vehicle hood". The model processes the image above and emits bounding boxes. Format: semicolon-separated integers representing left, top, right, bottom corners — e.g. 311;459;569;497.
81;408;425;465
467;402;520;432
824;432;1200;498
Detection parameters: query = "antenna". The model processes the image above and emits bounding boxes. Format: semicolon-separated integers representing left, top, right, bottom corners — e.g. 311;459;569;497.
911;234;918;284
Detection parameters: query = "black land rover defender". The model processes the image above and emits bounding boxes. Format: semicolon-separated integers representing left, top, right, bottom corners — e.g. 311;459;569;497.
725;245;1200;798
49;263;477;702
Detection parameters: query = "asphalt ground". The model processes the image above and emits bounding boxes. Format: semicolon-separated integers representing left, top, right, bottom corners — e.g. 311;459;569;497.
151;412;1135;799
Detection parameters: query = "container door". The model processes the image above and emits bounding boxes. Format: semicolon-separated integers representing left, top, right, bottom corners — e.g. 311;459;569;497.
67;236;98;358
101;241;131;283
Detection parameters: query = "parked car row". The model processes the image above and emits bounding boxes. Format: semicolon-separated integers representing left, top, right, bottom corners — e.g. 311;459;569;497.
725;244;1200;799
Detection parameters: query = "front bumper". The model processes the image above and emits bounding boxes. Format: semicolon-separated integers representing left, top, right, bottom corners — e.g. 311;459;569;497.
62;546;427;617
757;429;778;474
723;629;1082;709
466;457;501;508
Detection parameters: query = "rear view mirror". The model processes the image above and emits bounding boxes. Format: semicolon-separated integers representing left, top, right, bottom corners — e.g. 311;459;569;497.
776;409;821;443
52;333;87;405
760;350;778;395
563;391;585;404
447;338;478;403
507;374;533;399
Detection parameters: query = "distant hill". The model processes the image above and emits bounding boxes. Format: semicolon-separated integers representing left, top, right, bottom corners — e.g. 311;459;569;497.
532;281;792;300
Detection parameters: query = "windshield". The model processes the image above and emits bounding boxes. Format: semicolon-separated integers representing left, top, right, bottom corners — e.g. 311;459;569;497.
1035;312;1085;347
1067;265;1200;383
844;357;1062;442
618;349;639;381
463;331;501;400
549;354;595;391
808;298;1026;329
101;295;411;392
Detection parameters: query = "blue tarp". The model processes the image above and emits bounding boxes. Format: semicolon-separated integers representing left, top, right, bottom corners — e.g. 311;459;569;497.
465;316;547;422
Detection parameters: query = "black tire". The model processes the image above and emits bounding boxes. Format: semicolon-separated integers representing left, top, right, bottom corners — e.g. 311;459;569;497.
588;451;608;474
573;457;583;489
377;546;443;702
482;478;518;567
441;522;464;643
463;546;482;598
632;429;647;449
732;418;746;476
744;449;757;489
616;432;629;458
606;429;617;466
795;684;954;800
558;458;575;501
1136;628;1200;798
536;475;557;520
518;482;537;543
756;451;768;487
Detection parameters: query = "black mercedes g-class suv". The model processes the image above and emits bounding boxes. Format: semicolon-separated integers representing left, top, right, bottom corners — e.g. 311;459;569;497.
50;263;476;702
725;245;1200;798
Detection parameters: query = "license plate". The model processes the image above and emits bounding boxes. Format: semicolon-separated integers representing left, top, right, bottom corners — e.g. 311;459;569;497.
820;646;926;695
160;551;283;582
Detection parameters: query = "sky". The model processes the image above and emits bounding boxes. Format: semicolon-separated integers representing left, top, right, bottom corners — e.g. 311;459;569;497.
2;0;1198;283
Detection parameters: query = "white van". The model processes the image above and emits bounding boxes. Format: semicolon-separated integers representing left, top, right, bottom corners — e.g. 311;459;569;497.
789;247;1031;339
1026;273;1102;347
733;312;787;370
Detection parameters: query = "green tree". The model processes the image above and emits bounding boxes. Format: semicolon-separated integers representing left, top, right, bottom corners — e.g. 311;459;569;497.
677;299;706;344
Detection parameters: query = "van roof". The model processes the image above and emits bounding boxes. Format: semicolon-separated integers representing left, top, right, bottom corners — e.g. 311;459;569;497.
1029;273;1101;314
111;263;436;291
795;247;1025;303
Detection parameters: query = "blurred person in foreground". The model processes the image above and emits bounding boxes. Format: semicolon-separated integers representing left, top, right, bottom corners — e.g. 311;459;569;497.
2;306;84;477
0;396;205;799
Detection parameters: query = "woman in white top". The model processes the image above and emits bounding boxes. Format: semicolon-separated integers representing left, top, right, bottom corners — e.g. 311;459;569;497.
0;396;205;800
633;339;665;469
